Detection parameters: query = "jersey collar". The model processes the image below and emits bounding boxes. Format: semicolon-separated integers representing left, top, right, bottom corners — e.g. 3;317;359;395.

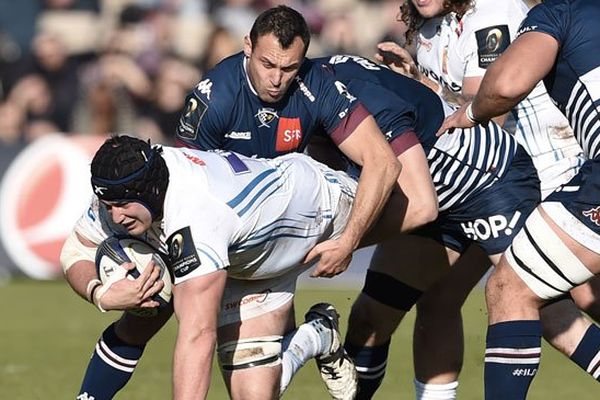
243;56;260;97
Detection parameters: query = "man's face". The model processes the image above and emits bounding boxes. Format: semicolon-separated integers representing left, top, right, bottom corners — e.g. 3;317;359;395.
244;33;305;103
409;0;446;19
103;201;153;236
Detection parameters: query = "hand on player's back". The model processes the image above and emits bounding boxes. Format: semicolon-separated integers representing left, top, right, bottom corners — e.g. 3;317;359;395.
305;238;354;278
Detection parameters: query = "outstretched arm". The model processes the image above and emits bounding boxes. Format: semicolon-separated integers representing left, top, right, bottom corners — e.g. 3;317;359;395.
172;269;227;400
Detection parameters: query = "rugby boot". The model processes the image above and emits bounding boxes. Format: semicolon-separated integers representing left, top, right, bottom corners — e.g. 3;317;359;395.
304;302;358;400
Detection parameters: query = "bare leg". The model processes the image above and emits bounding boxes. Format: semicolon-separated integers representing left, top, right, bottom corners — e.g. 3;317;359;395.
413;245;489;386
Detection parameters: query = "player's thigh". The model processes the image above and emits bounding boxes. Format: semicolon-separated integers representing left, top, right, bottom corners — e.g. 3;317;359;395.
369;234;461;291
216;273;299;399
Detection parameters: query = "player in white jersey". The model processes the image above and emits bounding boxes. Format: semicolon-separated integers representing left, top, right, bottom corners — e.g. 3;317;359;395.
361;0;597;398
440;0;600;397
61;135;400;400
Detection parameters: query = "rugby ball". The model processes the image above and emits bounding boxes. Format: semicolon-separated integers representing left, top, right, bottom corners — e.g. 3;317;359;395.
95;236;172;317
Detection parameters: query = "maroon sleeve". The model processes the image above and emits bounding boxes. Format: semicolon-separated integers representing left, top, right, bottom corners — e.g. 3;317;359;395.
329;103;370;146
389;130;420;156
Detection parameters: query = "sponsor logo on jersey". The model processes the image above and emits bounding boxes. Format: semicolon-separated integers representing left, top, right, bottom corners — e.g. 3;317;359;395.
183;153;206;166
328;55;381;71
334;81;357;102
255;107;278;128
583;206;600;226
168;227;201;278
276;117;303;152
224;289;271;311
224;131;252;140
475;25;511;68
419;65;462;92
419;37;433;52
294;76;316;102
516;25;538;37
460;211;522;241
196;78;213;100
177;95;208;140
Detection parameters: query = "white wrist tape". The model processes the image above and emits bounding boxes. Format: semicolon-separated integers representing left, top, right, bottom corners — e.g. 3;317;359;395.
465;102;483;125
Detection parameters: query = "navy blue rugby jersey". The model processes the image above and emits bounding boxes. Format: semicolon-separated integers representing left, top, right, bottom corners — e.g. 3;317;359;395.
316;55;520;211
519;0;600;159
175;52;369;158
313;55;444;153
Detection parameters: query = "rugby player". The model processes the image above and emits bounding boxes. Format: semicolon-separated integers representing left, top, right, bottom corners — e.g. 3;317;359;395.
64;134;396;400
440;0;600;397
350;0;600;397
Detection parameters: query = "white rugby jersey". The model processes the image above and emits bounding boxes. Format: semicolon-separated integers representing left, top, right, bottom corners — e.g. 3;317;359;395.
74;147;355;283
416;0;584;196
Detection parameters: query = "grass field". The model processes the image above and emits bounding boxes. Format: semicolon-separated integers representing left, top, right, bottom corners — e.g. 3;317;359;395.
1;279;598;399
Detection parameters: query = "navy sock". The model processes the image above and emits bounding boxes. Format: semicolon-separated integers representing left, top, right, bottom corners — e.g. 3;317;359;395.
78;323;145;400
345;340;391;400
484;321;541;400
570;324;600;381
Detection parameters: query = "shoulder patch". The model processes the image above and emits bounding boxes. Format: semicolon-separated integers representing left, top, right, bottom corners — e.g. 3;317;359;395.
167;226;201;278
176;93;208;140
475;25;511;69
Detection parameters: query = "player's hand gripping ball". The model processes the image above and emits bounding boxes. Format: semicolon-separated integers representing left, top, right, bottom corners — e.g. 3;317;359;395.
95;236;172;317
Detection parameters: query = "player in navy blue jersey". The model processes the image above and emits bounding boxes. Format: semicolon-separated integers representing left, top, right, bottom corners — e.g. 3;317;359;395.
441;0;600;398
66;6;400;400
313;54;600;399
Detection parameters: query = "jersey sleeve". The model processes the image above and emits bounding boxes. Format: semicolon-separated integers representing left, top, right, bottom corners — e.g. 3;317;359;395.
164;192;239;285
517;0;568;44
311;66;370;146
460;2;516;77
175;72;230;150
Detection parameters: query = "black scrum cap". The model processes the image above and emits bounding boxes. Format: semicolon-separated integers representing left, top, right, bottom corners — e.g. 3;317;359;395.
90;135;169;220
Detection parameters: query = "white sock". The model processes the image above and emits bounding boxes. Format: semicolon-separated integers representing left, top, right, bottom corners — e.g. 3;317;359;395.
414;379;458;400
280;321;328;394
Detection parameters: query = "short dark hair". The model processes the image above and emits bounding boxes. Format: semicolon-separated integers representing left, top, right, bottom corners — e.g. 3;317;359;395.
249;5;311;55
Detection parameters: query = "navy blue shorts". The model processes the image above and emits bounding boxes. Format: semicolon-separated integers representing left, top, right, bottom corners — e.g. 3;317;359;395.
545;158;600;234
414;146;541;255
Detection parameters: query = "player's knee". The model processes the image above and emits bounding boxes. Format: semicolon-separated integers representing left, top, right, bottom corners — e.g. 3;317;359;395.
217;336;282;372
416;289;463;319
362;270;423;311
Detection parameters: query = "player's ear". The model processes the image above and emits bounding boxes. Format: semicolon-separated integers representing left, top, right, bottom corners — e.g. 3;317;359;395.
243;35;252;58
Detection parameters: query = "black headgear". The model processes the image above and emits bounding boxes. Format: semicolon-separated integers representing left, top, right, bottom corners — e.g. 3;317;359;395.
90;135;169;220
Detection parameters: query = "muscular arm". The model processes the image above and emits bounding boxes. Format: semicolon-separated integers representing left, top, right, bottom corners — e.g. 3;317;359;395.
308;115;401;277
172;269;227;400
338;116;401;245
361;142;438;246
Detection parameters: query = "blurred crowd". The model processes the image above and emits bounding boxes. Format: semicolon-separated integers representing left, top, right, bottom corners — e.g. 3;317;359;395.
0;0;406;148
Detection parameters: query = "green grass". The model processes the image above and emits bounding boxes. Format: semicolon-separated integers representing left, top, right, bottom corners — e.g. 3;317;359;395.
1;279;598;399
